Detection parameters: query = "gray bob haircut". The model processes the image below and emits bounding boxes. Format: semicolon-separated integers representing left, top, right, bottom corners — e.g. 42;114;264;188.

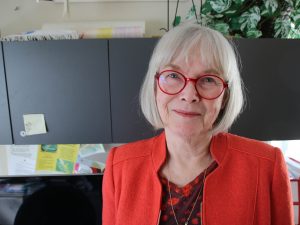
139;23;244;135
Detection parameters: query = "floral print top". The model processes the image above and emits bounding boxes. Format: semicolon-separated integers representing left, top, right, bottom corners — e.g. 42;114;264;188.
159;161;218;225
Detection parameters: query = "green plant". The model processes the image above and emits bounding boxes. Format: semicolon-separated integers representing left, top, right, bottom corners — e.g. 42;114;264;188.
177;0;300;38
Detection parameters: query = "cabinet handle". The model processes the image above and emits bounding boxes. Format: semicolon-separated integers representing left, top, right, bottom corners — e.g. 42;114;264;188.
20;131;26;137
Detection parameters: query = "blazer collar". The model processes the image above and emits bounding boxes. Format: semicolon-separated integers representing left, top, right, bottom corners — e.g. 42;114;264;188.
151;131;167;172
210;132;228;165
151;131;228;172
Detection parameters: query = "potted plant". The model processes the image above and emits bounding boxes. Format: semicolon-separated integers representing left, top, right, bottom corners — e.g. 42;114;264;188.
174;0;300;38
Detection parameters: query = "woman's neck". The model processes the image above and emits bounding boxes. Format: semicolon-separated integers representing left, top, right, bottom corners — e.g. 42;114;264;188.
162;129;214;187
165;128;212;160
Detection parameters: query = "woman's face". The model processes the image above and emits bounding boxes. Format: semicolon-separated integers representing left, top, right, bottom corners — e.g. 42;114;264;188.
156;53;225;137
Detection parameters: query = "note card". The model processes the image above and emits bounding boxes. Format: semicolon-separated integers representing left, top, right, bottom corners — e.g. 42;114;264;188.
23;114;47;136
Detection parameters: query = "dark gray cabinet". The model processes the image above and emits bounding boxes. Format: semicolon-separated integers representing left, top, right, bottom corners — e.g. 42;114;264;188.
3;40;111;144
2;38;300;144
0;43;12;144
230;39;300;140
109;38;159;143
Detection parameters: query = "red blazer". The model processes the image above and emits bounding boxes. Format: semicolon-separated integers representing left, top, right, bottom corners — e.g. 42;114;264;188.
102;132;293;225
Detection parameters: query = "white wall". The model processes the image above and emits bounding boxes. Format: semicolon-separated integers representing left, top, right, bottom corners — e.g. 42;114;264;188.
0;0;193;37
0;146;8;175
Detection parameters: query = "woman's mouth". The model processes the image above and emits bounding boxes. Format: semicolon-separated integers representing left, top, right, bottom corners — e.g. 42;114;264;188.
173;110;201;118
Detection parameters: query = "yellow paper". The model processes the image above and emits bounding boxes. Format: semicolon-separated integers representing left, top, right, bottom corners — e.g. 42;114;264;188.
23;114;47;136
97;28;113;38
36;144;80;174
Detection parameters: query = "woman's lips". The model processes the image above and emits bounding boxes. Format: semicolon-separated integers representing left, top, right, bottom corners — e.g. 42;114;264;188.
173;110;201;117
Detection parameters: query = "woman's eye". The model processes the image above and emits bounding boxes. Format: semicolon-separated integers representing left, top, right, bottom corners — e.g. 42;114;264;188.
203;77;215;83
200;76;219;86
168;73;180;79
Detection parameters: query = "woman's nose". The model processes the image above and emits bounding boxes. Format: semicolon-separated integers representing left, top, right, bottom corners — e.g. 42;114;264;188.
179;81;201;102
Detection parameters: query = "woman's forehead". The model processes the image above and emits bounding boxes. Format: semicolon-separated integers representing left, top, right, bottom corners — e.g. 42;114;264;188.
160;51;223;75
162;62;220;75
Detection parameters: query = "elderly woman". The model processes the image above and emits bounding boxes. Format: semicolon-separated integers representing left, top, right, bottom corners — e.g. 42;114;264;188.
103;23;293;225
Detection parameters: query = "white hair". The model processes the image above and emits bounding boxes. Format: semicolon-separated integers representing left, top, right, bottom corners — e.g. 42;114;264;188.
140;23;245;135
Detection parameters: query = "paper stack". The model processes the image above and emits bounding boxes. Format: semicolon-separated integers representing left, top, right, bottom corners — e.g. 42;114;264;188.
42;21;145;38
0;30;79;41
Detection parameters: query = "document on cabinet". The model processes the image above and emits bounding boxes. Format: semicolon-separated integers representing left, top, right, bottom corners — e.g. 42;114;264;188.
6;145;38;175
23;114;47;136
36;144;80;174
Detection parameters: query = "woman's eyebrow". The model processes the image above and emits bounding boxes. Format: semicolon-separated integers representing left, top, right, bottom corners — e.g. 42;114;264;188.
163;64;220;75
164;64;181;70
203;69;220;74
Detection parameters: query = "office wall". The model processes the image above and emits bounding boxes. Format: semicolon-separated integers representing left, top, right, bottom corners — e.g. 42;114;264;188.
0;0;193;37
0;146;8;175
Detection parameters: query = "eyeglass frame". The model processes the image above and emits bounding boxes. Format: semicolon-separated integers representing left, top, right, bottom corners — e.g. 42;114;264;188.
155;69;229;100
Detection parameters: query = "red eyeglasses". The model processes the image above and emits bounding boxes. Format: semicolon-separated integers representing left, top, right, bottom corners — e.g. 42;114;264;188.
155;70;228;100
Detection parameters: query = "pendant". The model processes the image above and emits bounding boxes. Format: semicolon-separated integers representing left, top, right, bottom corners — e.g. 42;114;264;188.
184;222;188;225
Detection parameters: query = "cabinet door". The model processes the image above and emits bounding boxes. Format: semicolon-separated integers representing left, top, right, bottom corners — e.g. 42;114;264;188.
0;42;12;144
230;39;300;140
110;38;159;143
3;40;111;144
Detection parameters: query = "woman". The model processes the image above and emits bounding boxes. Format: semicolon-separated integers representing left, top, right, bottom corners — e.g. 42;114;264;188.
103;23;293;225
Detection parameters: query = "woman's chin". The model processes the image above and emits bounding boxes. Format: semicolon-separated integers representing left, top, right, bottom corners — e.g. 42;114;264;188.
167;124;209;138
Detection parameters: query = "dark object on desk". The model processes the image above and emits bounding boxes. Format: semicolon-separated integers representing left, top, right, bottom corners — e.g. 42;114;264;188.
14;185;96;225
0;174;102;225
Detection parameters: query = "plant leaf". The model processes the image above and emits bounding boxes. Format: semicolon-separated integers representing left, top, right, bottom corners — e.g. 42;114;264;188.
201;0;213;14
238;6;261;31
232;0;246;6
234;33;243;38
285;0;295;7
212;22;230;35
224;9;238;15
214;14;225;18
173;16;181;27
274;17;292;37
287;24;300;38
199;13;215;26
260;8;269;17
292;8;300;29
230;17;242;30
263;0;278;15
224;3;240;15
210;0;233;13
246;29;263;38
186;5;197;20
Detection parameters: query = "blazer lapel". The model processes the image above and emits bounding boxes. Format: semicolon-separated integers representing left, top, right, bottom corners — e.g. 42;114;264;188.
202;134;259;225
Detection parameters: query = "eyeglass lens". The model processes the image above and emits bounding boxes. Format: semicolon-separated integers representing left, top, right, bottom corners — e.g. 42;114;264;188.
158;71;225;99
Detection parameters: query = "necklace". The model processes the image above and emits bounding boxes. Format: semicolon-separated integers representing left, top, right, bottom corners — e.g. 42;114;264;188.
167;167;207;225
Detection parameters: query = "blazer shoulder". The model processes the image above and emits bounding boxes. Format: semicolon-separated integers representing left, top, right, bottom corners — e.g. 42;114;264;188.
110;135;158;164
225;133;278;162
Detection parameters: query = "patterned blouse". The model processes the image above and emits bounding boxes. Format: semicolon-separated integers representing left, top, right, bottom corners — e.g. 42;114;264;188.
159;161;218;225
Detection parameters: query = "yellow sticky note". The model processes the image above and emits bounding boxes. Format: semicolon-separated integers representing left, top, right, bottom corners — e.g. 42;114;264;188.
23;114;47;136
